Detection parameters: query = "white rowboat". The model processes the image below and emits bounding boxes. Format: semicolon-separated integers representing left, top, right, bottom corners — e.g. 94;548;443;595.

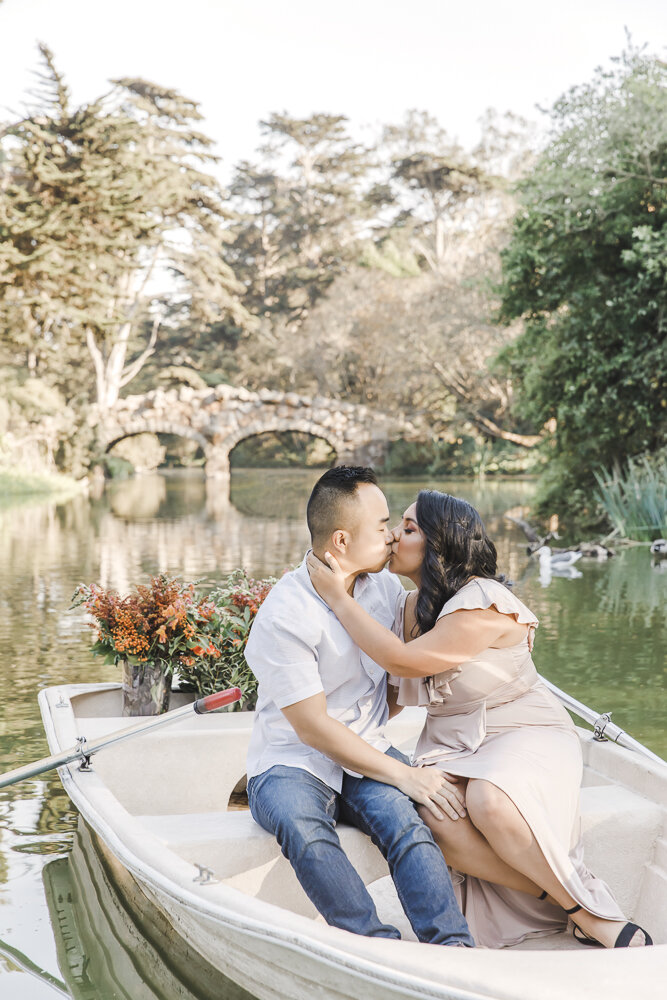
39;683;667;1000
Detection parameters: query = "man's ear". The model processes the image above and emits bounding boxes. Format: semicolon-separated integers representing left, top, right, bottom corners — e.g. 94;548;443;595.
330;529;350;555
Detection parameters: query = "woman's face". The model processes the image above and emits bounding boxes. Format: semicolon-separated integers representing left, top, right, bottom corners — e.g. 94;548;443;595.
388;502;426;581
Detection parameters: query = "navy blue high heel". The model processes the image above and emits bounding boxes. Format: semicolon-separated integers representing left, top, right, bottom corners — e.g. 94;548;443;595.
566;904;653;947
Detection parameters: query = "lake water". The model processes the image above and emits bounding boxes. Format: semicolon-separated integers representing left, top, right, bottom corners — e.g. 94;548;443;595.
0;469;665;999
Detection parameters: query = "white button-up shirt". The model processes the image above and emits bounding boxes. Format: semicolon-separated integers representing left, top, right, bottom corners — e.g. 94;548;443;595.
245;557;403;791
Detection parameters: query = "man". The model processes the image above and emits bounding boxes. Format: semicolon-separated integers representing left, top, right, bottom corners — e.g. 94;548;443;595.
245;466;473;946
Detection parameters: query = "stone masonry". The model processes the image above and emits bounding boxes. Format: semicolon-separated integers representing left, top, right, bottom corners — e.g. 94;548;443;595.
99;385;412;479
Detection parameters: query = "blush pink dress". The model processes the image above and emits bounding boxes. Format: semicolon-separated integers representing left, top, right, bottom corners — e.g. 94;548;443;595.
390;577;625;948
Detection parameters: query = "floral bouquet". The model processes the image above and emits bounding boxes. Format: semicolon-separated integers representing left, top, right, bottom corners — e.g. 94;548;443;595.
73;570;275;712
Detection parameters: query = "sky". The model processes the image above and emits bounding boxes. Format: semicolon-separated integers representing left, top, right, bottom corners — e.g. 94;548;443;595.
1;0;665;182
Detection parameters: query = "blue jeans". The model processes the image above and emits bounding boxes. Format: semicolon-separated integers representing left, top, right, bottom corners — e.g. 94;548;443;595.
247;747;473;946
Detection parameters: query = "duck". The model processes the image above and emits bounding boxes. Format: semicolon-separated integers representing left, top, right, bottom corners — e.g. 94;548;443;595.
534;546;583;568
649;538;667;558
535;546;583;587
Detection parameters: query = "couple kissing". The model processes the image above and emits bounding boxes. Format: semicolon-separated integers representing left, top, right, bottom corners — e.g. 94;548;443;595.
244;466;651;950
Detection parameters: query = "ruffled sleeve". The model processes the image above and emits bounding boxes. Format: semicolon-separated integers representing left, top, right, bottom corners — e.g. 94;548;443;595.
437;578;538;648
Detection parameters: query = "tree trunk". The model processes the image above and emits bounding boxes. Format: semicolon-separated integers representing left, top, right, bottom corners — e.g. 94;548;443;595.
429;356;542;448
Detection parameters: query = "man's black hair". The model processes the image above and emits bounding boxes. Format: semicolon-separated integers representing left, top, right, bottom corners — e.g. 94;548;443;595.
306;466;378;547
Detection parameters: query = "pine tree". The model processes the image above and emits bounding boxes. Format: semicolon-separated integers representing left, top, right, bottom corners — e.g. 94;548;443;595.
227;113;373;325
380;111;490;273
0;46;249;427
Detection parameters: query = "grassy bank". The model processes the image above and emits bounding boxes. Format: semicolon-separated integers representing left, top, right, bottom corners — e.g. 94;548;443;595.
0;468;83;506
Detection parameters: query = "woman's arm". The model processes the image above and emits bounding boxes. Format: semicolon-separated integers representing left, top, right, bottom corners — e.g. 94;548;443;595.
307;552;517;677
386;679;404;719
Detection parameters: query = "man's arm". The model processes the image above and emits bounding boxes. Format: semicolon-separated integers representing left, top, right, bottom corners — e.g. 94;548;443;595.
281;693;466;822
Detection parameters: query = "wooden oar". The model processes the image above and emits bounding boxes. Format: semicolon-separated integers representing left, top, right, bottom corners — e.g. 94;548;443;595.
0;686;242;790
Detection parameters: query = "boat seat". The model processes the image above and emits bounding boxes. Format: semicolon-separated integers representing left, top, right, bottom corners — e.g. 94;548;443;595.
578;783;662;918
138;810;390;917
136;780;662;923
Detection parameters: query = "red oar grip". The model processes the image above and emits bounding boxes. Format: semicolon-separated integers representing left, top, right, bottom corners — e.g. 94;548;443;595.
193;687;243;714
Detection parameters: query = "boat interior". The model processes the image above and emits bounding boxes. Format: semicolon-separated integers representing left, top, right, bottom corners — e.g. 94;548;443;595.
61;686;667;949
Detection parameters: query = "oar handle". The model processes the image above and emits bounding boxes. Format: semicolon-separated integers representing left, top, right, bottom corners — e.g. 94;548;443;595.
193;687;243;714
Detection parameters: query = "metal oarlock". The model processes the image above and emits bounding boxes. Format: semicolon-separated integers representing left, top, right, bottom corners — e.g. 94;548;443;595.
539;676;665;766
0;686;242;790
75;737;93;771
593;712;614;742
193;864;219;885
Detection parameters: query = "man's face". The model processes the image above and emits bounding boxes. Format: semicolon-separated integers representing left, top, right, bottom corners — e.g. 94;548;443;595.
342;483;393;575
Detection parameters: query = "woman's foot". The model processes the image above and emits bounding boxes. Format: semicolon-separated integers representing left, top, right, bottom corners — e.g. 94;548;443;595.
567;906;652;948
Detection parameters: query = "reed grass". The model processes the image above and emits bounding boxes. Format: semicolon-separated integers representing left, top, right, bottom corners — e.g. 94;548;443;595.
594;455;667;541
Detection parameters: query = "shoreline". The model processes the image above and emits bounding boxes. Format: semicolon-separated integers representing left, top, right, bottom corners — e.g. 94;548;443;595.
0;468;85;507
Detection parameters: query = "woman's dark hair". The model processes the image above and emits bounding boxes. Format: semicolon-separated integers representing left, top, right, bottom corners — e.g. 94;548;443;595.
413;490;505;636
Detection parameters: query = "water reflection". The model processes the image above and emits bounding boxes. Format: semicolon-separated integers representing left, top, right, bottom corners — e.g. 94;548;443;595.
40;821;253;1000
0;937;68;997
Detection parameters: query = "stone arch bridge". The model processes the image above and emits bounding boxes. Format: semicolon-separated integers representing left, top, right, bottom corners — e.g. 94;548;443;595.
100;384;413;479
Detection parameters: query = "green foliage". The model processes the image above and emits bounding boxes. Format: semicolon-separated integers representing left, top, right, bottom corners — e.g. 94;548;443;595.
1;58;539;479
227;113;374;325
383;435;537;477
0;370;95;480
74;570;275;710
109;433;166;473
358;238;421;277
497;47;667;514
0;468;80;505
223;110;529;454
594;453;667;540
175;570;276;709
101;454;134;480
159;432;205;469
379;110;496;274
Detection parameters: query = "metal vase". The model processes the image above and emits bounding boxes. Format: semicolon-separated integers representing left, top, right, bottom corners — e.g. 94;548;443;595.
121;661;171;716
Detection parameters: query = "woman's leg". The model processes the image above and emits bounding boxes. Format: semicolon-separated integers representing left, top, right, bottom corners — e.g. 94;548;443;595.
465;779;647;947
418;802;543;896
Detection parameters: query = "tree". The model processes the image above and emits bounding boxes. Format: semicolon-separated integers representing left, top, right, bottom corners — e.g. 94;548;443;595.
226;113;373;325
377;110;491;274
496;47;667;515
0;46;249;428
224;111;537;464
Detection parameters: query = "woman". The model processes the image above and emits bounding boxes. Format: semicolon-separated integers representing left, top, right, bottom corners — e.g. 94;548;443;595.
307;490;652;949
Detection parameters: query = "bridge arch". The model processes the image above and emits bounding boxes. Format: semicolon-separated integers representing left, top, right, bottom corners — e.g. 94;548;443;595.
105;421;210;455
99;384;408;483
209;418;346;478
